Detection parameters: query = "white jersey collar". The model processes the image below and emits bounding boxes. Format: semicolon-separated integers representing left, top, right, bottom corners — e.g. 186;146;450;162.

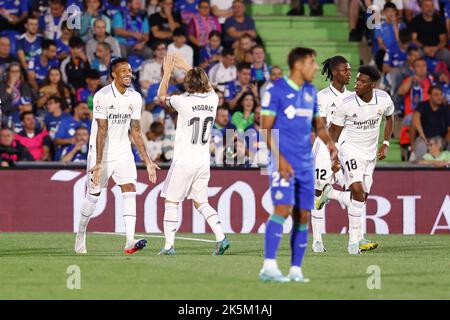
329;83;347;96
111;81;130;97
355;90;378;106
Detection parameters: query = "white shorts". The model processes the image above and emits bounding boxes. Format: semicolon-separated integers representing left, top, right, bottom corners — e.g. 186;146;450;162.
313;138;345;191
160;161;210;203
86;151;137;194
339;149;376;194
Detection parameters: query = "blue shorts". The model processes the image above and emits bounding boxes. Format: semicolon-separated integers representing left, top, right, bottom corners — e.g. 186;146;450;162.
269;166;315;210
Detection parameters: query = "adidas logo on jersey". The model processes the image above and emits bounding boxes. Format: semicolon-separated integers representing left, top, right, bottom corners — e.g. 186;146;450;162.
352;113;358;118
109;105;115;109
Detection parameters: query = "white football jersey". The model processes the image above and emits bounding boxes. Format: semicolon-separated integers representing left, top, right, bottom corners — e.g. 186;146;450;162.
316;84;350;146
166;90;218;166
89;82;143;161
331;89;394;160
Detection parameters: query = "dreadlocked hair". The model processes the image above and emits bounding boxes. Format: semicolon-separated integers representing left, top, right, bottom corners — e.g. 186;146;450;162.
321;56;348;81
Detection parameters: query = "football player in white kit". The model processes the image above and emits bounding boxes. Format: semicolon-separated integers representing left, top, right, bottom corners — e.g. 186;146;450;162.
156;54;230;255
74;58;160;254
311;56;351;253
327;66;394;254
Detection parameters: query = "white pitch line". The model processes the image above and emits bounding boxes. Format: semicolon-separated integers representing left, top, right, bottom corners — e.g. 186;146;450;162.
93;232;216;243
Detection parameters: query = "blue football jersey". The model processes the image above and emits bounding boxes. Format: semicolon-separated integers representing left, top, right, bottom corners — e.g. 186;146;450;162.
261;77;319;169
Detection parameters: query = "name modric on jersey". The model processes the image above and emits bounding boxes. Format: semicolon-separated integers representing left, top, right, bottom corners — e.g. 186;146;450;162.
192;104;215;112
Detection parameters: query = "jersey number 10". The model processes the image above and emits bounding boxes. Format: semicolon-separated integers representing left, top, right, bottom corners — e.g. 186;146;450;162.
188;116;214;145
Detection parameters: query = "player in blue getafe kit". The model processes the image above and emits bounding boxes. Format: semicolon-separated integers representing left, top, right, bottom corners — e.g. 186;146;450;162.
260;47;338;282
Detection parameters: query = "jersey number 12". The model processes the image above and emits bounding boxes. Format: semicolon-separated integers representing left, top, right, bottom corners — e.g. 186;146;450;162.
188;116;214;145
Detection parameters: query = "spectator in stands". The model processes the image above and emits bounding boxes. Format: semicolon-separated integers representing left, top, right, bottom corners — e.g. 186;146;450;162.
5;97;42;134
90;42;113;86
231;92;257;132
374;2;404;71
60;126;90;162
39;0;69;40
27;39;58;91
54;101;92;160
0;36;20;78
60;36;91;92
405;0;440;22
113;0;152;59
398;58;433;160
140;41;167;96
43;95;70;140
167;28;194;83
14;111;52;161
16;16;43;71
250;45;271;88
373;0;404;17
208;49;237;88
148;0;182;47
80;0;112;41
187;0;221;50
244;105;268;167
383;29;412;76
223;0;257;50
86;18;122;63
0;62;34;120
0;0;28;32
234;32;253;64
198;31;223;73
55;21;73;61
175;0;199;24
210;105;235;165
36;67;71;111
144;121;164;161
210;0;233;26
225;62;259;110
162;110;177;161
410;0;450;69
259;65;283;98
76;69;102;110
0;127;34;166
388;46;421;109
411;85;450;160
417;136;450;167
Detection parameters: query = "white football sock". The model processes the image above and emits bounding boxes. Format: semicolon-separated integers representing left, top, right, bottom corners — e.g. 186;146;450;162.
163;202;179;250
348;199;364;244
123;192;136;248
197;203;225;242
358;214;365;241
263;258;278;271
311;203;325;242
78;193;99;234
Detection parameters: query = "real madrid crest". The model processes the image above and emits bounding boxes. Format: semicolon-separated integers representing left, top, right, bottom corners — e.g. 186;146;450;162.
128;104;133;113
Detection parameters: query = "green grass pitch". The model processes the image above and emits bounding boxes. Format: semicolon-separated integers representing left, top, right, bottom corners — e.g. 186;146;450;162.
1;233;449;299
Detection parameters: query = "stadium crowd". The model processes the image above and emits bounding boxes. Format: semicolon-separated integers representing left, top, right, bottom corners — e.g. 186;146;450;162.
0;0;449;167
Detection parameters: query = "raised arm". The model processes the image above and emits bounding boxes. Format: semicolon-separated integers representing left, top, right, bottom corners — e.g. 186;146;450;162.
157;55;176;103
130;119;160;183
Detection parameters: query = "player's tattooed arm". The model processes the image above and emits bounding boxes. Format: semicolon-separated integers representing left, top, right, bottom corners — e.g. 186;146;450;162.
261;114;294;180
130;119;160;183
95;119;108;164
89;118;108;186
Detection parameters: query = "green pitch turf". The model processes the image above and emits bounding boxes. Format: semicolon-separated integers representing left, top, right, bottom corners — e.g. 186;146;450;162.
1;233;449;299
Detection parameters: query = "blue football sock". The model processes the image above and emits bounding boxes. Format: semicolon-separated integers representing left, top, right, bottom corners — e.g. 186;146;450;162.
264;214;286;260
291;223;308;267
